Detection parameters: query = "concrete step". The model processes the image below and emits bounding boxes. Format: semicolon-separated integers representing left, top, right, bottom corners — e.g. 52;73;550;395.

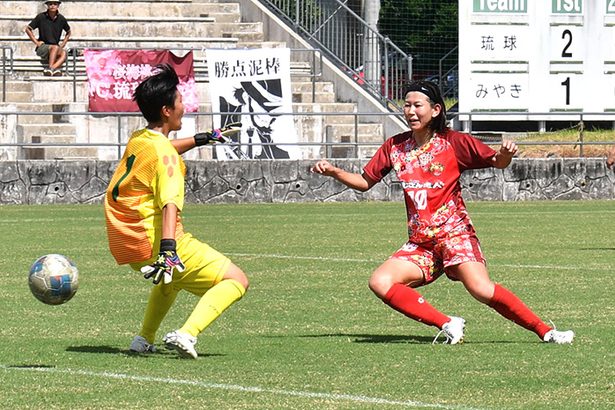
239;41;288;49
292;81;334;93
30;134;77;144
2;36;240;55
0;102;66;111
292;91;335;104
3;19;262;40
293;103;394;128
326;123;384;143
17;123;76;139
3;91;32;102
3;20;231;39
23;145;99;160
6;113;55;124
0;81;32;93
4;1;239;18
0;103;73;124
21;132;100;160
204;13;241;24
294;102;358;113
2;15;216;23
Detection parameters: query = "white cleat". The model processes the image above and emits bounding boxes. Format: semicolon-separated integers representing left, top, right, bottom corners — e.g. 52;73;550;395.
163;330;198;359
433;316;466;345
543;328;575;344
129;335;156;353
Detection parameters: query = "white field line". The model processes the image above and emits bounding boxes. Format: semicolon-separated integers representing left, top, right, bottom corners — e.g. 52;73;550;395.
226;252;603;271
0;365;481;410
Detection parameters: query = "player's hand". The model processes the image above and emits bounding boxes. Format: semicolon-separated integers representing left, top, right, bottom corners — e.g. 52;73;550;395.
499;140;518;157
194;122;242;146
140;240;185;285
311;160;336;176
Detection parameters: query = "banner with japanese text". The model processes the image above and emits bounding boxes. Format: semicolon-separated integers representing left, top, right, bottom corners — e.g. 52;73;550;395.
206;48;299;159
84;49;198;112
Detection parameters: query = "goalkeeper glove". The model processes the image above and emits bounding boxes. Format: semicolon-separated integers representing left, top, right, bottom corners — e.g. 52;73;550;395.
194;122;242;146
140;239;185;285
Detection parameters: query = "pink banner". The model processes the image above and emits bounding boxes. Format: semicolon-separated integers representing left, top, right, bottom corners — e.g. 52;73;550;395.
84;49;198;112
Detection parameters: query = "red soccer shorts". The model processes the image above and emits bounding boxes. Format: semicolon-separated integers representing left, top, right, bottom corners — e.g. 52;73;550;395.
391;233;486;286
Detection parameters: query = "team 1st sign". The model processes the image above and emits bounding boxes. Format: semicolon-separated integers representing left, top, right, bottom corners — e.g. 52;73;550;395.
458;0;615;126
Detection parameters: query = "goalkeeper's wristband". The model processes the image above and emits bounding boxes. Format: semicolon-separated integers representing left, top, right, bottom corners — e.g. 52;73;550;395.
194;131;213;147
159;239;177;252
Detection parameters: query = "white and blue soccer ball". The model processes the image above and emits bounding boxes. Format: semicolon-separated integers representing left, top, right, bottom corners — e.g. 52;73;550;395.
28;254;79;305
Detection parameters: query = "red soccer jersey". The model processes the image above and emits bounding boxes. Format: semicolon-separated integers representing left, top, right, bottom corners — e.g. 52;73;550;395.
363;129;496;243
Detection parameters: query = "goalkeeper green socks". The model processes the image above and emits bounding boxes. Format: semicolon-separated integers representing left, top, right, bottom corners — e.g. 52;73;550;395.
180;279;246;337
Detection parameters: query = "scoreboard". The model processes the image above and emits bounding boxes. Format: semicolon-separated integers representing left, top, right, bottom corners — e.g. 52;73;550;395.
458;0;615;125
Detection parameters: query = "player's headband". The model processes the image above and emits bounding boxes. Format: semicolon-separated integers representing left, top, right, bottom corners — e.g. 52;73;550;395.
405;83;443;105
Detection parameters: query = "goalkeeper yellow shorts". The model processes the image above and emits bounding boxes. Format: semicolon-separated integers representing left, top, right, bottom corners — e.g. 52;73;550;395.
130;232;231;295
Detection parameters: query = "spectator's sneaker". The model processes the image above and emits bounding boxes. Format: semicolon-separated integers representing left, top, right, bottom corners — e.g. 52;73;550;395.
543;328;574;344
51;69;62;77
43;68;52;76
163;330;198;359
433;316;466;345
129;335;156;353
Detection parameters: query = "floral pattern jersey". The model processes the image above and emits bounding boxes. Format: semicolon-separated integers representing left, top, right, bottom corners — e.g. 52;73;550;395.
363;129;496;244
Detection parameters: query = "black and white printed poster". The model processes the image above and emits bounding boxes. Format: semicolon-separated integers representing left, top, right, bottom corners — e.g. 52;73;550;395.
206;48;299;159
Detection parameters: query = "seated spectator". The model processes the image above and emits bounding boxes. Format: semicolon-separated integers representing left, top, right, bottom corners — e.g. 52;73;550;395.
24;0;71;76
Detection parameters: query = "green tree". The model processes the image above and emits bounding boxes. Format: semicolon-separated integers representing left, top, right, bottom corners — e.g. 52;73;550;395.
378;0;458;77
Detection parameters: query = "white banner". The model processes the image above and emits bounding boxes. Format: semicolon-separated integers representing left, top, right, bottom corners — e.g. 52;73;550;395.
207;48;299;159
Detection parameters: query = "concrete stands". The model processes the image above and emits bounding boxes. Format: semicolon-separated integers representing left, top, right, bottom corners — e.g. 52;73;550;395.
0;0;384;160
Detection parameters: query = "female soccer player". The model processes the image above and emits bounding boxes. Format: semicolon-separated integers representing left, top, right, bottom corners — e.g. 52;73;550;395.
312;80;574;344
104;64;248;358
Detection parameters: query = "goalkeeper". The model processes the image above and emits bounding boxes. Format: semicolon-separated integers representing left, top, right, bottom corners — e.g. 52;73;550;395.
104;64;248;359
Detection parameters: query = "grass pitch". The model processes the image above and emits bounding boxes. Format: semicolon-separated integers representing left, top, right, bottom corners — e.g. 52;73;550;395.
0;200;614;409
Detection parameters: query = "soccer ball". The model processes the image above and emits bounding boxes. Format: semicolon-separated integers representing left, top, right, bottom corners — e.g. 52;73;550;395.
28;254;79;305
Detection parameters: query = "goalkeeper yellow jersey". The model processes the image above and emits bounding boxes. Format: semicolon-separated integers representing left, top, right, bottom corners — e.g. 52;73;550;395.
104;128;186;265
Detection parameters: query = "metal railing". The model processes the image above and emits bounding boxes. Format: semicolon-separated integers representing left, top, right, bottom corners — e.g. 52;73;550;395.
1;45;14;102
0;110;396;160
438;46;458;100
62;46;323;103
0;45;323;104
259;0;412;108
2;110;615;161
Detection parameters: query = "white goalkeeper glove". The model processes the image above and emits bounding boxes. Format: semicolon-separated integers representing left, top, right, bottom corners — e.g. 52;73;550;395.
194;122;242;146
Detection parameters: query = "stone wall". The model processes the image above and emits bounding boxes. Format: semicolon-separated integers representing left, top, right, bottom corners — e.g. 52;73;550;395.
0;159;614;205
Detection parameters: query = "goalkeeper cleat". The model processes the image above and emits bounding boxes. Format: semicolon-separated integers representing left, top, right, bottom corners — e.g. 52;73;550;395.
543;328;574;344
433;316;466;345
163;330;198;359
129;335;156;353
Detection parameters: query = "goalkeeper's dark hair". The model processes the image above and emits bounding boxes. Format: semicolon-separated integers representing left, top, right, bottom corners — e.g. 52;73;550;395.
133;64;180;124
403;80;448;133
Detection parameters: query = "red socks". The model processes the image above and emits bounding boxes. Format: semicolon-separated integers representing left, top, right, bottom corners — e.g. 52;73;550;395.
383;283;552;338
384;283;449;328
488;284;551;339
